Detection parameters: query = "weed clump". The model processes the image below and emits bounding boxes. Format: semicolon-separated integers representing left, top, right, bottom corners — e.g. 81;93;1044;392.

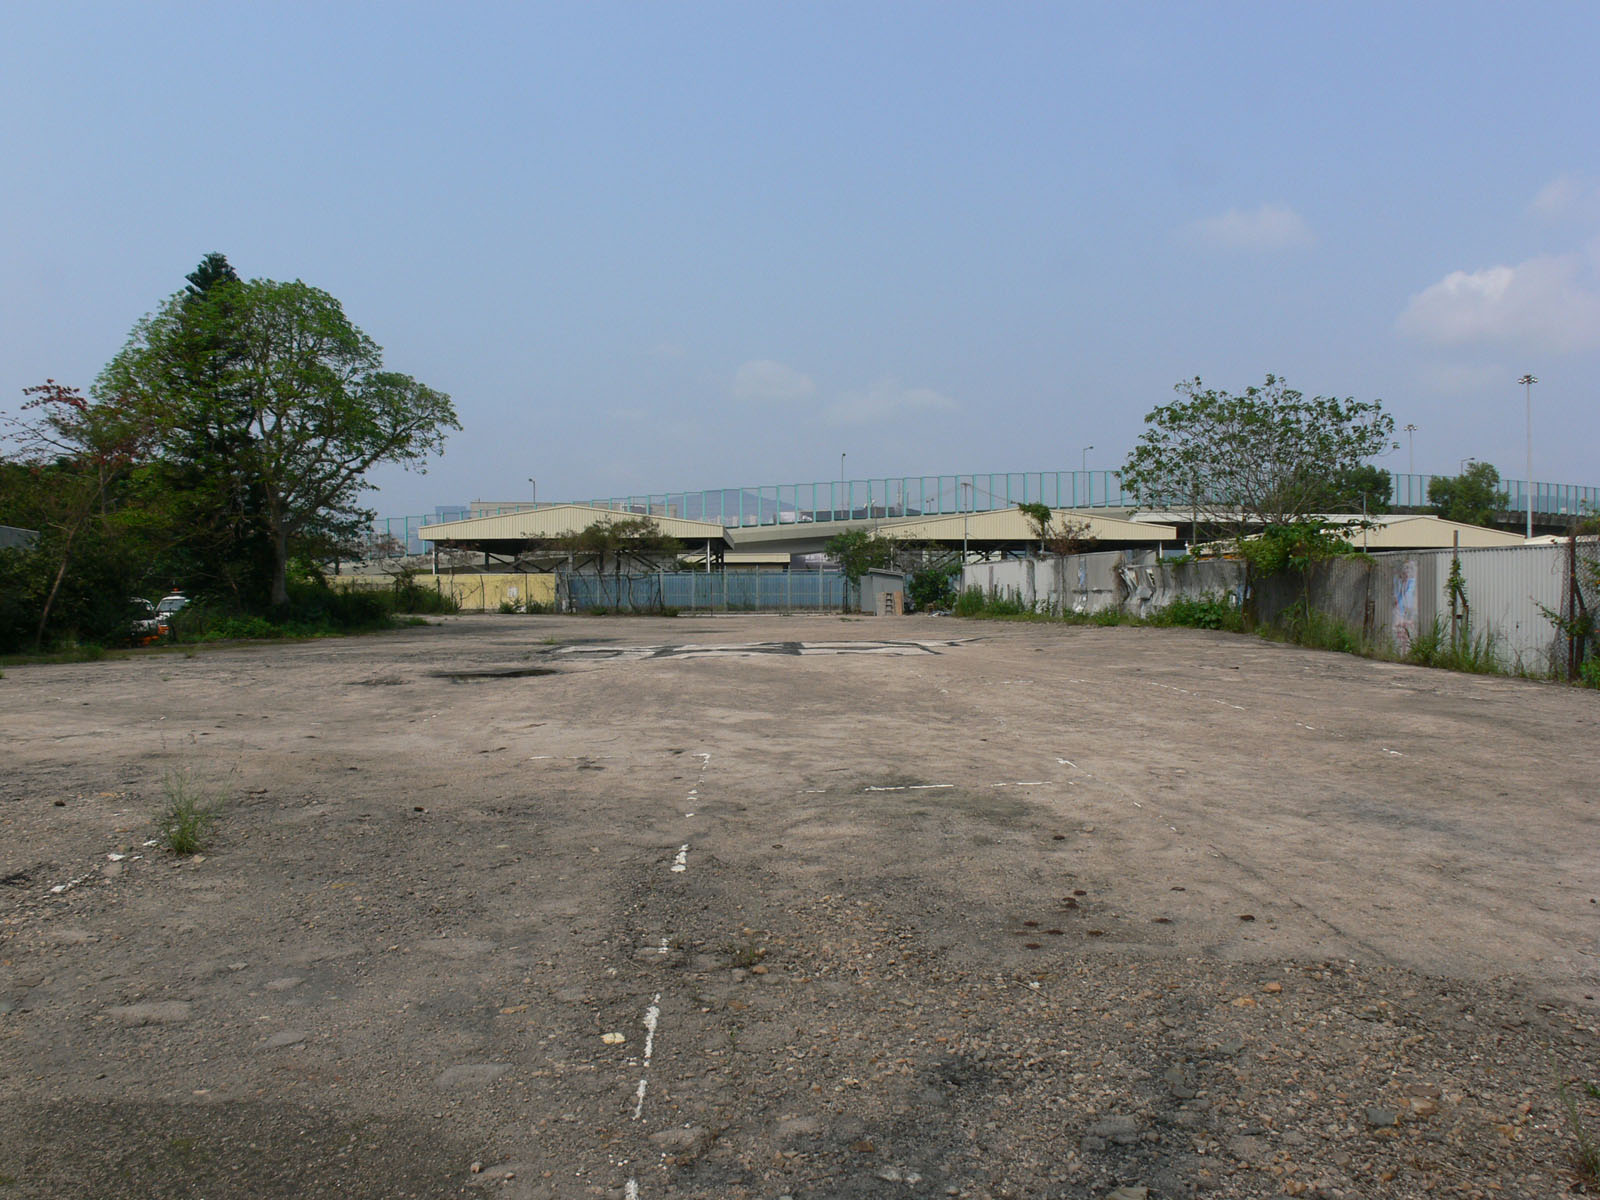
155;772;224;855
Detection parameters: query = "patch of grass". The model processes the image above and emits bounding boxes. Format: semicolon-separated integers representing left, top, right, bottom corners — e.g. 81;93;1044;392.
1404;616;1503;673
155;771;225;855
1560;1079;1600;1188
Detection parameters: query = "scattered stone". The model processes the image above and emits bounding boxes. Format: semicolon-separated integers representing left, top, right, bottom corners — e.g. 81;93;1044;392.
1163;1065;1197;1099
1262;981;1283;993
649;1126;708;1155
434;1063;510;1089
601;1031;626;1045
264;977;303;991
105;1001;192;1026
1365;1106;1399;1128
1105;1188;1149;1200
776;1116;822;1139
1086;1115;1140;1146
264;1030;306;1048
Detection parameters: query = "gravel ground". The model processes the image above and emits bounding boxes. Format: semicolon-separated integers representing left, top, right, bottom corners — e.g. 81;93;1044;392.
2;614;1597;1199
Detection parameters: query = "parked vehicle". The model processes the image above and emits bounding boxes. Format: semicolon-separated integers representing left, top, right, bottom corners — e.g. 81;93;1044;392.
128;598;161;646
154;590;189;634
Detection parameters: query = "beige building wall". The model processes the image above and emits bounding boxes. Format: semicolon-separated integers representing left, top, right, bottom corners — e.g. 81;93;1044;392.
334;573;558;611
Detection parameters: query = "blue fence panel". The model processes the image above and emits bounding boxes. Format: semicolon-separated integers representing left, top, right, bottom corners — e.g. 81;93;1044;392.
566;571;847;612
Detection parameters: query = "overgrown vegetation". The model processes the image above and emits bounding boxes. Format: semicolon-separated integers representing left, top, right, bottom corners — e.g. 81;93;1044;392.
155;771;225;855
1560;1079;1600;1188
906;563;960;612
1428;461;1508;527
1148;594;1245;632
0;252;459;654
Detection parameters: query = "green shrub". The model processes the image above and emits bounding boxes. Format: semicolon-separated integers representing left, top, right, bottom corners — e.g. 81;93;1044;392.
952;587;987;617
1151;593;1244;632
907;565;960;612
155;772;224;855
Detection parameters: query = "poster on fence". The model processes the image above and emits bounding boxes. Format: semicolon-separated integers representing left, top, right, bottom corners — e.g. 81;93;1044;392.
1392;558;1418;653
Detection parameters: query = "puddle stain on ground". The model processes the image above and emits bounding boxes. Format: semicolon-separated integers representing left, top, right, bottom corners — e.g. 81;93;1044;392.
428;667;562;682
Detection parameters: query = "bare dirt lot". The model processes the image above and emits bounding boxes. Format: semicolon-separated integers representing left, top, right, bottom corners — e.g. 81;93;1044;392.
3;614;1598;1199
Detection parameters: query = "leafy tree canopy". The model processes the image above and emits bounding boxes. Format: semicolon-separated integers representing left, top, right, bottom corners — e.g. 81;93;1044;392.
100;276;458;606
824;529;895;584
1121;375;1395;531
1427;462;1506;527
1310;464;1392;515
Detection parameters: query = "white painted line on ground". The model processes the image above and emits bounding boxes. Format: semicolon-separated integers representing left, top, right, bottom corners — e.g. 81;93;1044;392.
671;845;688;873
1057;758;1077;768
1382;748;1403;756
642;996;660;1061
864;783;954;792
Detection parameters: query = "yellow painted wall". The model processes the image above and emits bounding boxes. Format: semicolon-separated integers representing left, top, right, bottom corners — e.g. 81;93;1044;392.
333;573;558;611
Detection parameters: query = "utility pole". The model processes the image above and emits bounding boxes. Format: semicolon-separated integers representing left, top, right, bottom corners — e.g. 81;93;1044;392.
1402;425;1416;475
1517;374;1537;539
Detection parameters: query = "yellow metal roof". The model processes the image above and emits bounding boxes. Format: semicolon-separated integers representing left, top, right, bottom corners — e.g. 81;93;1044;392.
1329;515;1526;550
419;504;727;543
726;507;1174;548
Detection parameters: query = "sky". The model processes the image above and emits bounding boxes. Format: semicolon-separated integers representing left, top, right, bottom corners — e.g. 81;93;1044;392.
3;2;1598;518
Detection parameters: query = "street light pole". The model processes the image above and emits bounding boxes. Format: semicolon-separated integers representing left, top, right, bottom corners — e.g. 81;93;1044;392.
1517;374;1537;539
840;453;846;520
1080;445;1094;505
961;481;971;566
1402;425;1416;476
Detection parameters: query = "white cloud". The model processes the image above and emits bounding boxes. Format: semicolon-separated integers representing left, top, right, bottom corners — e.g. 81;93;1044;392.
730;359;816;404
1188;203;1312;251
1396;250;1600;353
1530;175;1583;220
1528;174;1600;222
823;378;958;427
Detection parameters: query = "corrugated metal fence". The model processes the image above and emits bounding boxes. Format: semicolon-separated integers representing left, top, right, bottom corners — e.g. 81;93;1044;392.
1366;544;1567;671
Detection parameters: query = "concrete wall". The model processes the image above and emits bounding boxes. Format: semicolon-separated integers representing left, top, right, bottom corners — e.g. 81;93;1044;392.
963;542;1573;673
962;550;1163;615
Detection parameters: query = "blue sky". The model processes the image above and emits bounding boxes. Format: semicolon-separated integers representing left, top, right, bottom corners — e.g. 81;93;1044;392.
4;2;1597;516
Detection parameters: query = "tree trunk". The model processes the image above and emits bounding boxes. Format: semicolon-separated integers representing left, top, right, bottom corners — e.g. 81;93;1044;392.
270;524;290;607
34;526;79;651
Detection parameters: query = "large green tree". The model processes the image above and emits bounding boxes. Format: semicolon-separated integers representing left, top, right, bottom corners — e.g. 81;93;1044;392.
1428;461;1506;527
154;253;278;601
102;275;459;606
1121;375;1395;533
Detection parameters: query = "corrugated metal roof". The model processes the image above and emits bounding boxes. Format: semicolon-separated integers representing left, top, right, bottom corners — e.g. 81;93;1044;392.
419;504;727;543
726;508;1173;547
1333;515;1525;550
